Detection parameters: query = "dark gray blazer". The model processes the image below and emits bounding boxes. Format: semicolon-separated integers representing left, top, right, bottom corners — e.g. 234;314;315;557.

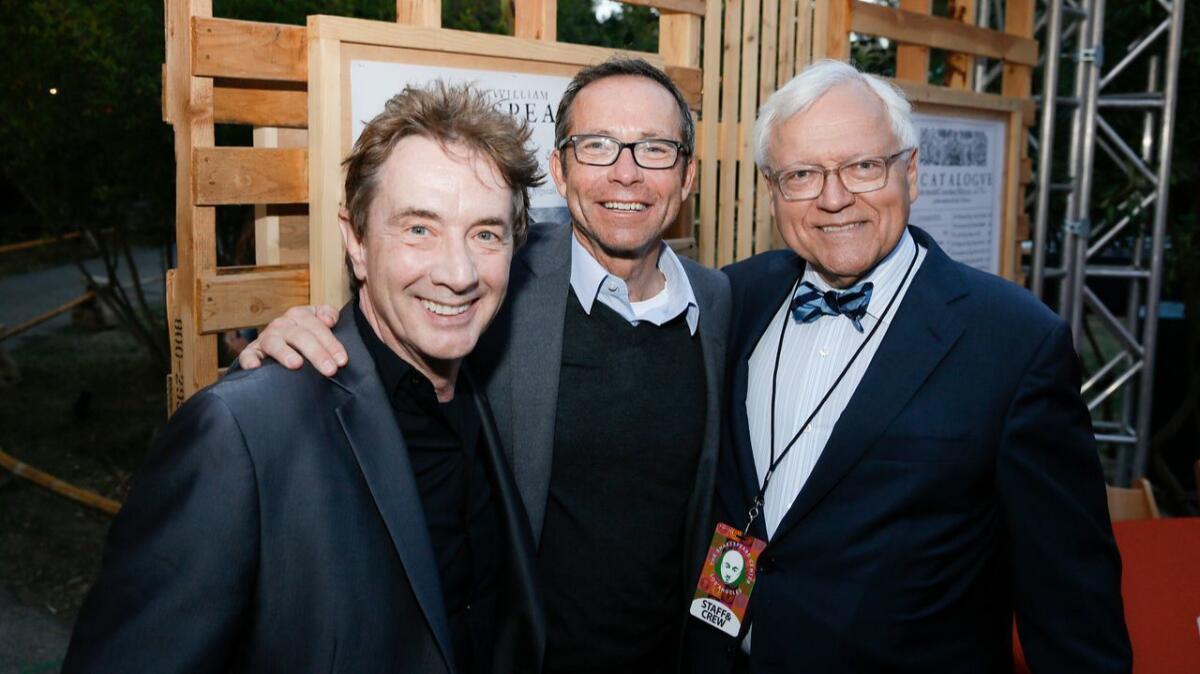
64;306;544;674
471;221;732;600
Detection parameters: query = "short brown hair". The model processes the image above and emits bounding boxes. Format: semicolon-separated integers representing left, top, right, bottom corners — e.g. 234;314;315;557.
342;81;544;288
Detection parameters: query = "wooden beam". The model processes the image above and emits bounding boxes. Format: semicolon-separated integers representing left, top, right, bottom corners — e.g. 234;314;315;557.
199;266;310;332
395;0;441;28
213;80;307;127
895;0;931;83
192;17;307;82
756;0;779;254
892;78;1031;116
514;0;556;41
307;17;350;308
254;128;309;266
944;0;976;89
814;0;852;61
735;0;761;261
622;0;706;16
1001;0;1035;97
716;0;743;267
665;65;702;109
193;147;308;205
166;0;219;409
697;0;722;266
850;1;1037;66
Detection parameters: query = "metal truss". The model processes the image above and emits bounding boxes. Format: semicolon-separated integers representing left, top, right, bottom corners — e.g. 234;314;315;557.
975;0;1185;484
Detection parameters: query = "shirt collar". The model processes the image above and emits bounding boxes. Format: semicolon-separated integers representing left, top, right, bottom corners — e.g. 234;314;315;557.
569;231;700;335
801;227;919;323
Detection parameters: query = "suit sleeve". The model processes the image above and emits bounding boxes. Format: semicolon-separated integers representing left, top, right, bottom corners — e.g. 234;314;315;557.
62;389;260;673
996;322;1132;673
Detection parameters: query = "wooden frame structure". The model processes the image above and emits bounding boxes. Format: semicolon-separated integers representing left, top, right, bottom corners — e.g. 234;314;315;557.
164;0;1038;408
695;0;1037;271
162;0;704;410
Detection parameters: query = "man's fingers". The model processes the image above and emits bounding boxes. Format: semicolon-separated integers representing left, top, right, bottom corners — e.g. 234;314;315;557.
258;330;308;371
285;305;347;368
315;305;339;328
237;344;264;370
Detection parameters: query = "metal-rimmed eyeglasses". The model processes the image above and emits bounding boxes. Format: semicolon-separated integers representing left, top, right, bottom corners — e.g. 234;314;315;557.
767;148;915;201
557;134;688;170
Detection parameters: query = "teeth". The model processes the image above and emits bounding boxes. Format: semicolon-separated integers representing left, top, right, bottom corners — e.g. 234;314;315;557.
820;222;864;232
603;201;646;212
421;299;470;316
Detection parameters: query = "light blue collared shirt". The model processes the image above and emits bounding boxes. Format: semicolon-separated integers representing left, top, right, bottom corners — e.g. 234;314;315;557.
569;232;700;335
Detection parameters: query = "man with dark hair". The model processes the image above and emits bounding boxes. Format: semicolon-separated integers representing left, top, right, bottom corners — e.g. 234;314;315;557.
63;82;544;674
240;57;731;673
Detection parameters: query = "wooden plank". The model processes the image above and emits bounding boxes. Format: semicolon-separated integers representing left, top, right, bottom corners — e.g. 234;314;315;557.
193;147;308;205
213;80;307;127
199;266;310;332
850;1;1036;66
777;0;797;84
794;0;813;72
622;0;706;16
193;17;307;82
307;15;664;70
1001;0;1035;98
999;109;1022;279
756;0;780;253
514;0;556;41
895;0;931;83
167;0;219;409
944;0;976;90
254;128;309;265
735;0;761;261
818;0;851;60
307;19;349;307
698;0;723;267
660;10;702;241
893;79;1029;115
665;65;702;109
716;0;743;268
396;0;441;28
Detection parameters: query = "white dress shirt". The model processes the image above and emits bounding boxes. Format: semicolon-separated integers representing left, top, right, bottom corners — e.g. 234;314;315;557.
569;232;700;334
746;229;926;539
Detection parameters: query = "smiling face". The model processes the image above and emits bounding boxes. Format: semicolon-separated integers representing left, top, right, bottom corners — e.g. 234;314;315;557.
550;74;697;265
342;135;514;378
766;82;919;288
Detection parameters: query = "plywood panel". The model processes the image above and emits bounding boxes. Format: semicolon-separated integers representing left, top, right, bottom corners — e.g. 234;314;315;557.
193;147;308;205
199;266;310;332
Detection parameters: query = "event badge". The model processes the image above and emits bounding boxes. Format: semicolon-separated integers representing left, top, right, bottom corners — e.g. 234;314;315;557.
689;522;766;637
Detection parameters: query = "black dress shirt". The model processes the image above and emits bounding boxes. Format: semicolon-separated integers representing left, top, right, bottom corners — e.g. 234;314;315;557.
354;303;501;674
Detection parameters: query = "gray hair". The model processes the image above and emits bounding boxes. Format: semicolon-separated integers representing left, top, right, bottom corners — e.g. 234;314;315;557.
753;59;918;169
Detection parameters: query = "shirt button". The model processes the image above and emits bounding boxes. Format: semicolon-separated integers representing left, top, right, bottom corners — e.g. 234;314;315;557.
607;283;618;292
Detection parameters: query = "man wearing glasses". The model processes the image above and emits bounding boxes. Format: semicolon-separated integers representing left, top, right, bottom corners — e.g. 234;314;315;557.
239;58;731;674
689;60;1129;672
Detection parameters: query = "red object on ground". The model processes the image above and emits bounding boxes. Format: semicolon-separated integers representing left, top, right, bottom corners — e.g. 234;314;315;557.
1014;517;1200;673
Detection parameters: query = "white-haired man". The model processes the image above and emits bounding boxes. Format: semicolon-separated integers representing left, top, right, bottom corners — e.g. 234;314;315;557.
688;60;1130;673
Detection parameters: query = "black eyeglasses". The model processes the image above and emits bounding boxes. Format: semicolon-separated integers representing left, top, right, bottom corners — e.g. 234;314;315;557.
557;134;688;170
767;148;915;201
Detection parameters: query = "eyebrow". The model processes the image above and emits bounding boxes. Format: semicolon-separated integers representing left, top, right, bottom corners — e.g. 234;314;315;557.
386;207;441;225
580;129;674;141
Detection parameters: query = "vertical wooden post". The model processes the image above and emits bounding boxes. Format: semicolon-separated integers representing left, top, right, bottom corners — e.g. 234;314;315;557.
716;0;743;268
698;0;723;266
164;0;218;408
945;0;977;89
895;0;931;82
306;18;348;308
1001;0;1035;281
514;0;556;41
812;0;851;61
660;10;702;241
755;0;780;253
735;0;761;260
395;0;441;28
254;127;309;266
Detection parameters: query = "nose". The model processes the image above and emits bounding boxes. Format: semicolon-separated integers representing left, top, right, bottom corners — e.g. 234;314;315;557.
815;170;855;211
430;236;479;293
607;145;643;185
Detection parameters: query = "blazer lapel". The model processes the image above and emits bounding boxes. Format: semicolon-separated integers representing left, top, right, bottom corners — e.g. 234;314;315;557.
731;254;805;532
771;230;967;541
505;224;573;544
328;309;457;674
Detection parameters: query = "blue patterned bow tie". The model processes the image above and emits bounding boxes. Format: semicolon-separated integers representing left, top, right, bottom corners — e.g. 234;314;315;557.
790;281;874;332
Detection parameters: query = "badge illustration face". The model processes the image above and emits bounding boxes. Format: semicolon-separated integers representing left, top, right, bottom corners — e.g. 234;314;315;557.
718;549;746;586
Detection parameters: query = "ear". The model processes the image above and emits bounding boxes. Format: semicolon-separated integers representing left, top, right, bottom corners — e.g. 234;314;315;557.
680;154;698;199
905;147;920;204
339;209;368;284
549;148;569;199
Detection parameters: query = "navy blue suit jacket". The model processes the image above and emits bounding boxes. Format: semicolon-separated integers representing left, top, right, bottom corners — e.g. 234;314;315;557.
689;227;1130;673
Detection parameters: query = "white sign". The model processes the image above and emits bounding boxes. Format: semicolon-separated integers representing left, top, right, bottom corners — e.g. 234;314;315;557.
910;112;1006;275
349;61;572;223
